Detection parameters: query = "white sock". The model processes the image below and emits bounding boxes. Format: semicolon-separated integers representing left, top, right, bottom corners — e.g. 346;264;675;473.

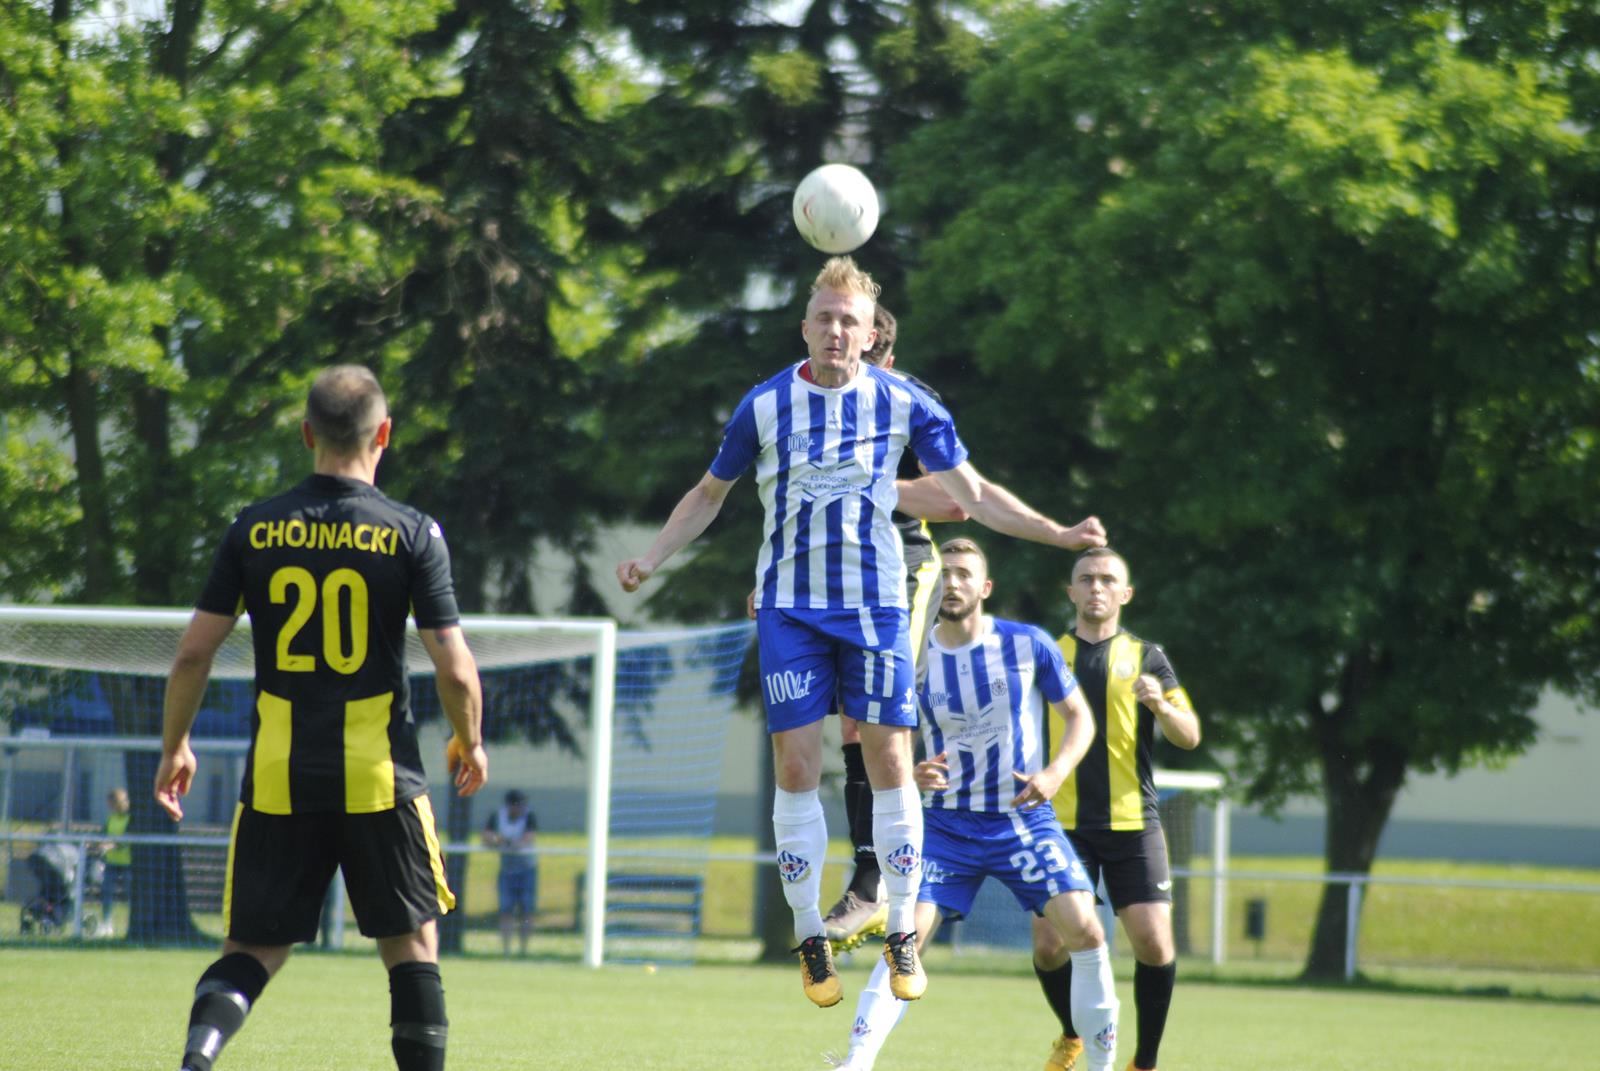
1070;943;1120;1070
773;788;827;941
846;956;908;1068
871;785;923;935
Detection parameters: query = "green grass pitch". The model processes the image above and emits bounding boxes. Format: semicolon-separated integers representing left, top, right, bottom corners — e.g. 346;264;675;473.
0;946;1593;1070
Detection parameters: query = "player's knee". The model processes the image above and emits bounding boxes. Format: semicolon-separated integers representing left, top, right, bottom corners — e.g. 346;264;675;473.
389;960;448;1071
1129;925;1175;964
1031;915;1069;967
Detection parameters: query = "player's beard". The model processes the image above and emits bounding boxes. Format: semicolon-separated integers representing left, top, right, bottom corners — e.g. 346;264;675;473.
939;595;978;622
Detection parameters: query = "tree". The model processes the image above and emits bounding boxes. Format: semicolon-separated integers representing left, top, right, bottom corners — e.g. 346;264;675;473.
895;0;1600;978
0;0;452;942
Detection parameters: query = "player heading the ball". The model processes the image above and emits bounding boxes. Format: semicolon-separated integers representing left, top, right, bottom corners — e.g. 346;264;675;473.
617;256;1107;1010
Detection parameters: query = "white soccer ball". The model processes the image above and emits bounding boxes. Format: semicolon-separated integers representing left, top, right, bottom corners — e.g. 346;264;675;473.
792;164;880;254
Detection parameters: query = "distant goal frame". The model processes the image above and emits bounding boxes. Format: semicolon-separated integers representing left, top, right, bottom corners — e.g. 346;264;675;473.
0;605;618;968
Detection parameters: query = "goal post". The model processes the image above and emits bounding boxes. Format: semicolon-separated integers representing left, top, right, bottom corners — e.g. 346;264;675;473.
0;605;620;963
0;605;762;967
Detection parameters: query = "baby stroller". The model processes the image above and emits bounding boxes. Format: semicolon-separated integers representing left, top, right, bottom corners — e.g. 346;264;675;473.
19;842;102;936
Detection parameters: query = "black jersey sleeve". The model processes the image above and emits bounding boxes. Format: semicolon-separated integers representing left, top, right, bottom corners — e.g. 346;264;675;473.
194;513;248;617
1142;643;1190;706
410;515;462;629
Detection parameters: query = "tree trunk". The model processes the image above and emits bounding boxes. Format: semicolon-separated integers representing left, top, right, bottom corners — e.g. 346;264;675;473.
131;379;181;605
63;357;116;601
1303;729;1406;980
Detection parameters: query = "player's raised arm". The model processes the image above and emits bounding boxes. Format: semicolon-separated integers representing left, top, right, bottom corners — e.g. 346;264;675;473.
421;625;487;796
156;610;238;821
1011;687;1097;811
617;470;738;592
895;475;968;522
931;461;1106;551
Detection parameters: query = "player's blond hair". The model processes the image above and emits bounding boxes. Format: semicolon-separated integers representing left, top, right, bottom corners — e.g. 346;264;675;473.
809;256;881;304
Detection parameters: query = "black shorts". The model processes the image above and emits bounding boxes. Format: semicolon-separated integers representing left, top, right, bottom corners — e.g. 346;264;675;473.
1064;825;1172;909
223;795;454;944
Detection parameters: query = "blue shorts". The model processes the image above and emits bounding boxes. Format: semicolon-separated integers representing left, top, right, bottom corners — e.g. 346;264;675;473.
756;607;917;732
918;806;1093;919
498;866;536;915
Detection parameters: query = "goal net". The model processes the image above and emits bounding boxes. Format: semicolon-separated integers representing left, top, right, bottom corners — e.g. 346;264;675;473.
946;770;1230;962
0;606;755;966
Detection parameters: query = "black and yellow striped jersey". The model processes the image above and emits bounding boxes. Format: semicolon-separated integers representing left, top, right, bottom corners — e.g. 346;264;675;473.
1046;630;1193;832
196;474;461;815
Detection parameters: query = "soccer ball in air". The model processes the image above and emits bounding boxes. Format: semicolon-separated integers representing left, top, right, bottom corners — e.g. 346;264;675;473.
793;164;880;254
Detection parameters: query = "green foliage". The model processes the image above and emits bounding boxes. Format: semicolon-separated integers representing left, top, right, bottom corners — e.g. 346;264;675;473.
893;0;1600;974
0;0;452;603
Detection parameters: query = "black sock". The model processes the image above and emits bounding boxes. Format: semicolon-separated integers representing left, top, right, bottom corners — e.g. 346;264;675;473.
182;952;270;1071
841;743;879;898
390;961;448;1071
1033;958;1076;1038
1132;960;1176;1070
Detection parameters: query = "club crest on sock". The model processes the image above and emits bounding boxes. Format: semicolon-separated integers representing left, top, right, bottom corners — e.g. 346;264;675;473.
851;1015;870;1039
1093;1021;1117;1054
777;850;812;884
884;843;920;876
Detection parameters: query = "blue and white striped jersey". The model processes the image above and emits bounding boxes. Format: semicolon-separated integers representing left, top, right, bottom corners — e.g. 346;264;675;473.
920;616;1078;813
710;362;967;610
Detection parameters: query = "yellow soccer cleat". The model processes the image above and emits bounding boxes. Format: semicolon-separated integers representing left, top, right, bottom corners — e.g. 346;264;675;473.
794;935;843;1007
823;890;889;953
1044;1034;1082;1071
882;931;926;1001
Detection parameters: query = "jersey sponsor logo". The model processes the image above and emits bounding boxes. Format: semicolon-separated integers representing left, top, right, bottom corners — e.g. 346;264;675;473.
1113;657;1138;680
786;431;814;454
921;858;948;886
884;842;920;877
249;519;400;555
763;669;817;706
776;850;811;884
943;702;1006;751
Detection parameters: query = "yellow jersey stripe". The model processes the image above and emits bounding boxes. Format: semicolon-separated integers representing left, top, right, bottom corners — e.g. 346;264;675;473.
1052;635;1079;826
253;692;293;814
343;691;396;813
1106;634;1144;829
907;552;941;669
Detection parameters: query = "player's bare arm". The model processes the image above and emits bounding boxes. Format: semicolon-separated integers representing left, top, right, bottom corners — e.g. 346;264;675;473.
913;751;950;793
895;475;969;522
617;470;738;592
1011;687;1097;810
930;461;1106;550
1134;673;1202;749
422;626;488;796
156;610;238;821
